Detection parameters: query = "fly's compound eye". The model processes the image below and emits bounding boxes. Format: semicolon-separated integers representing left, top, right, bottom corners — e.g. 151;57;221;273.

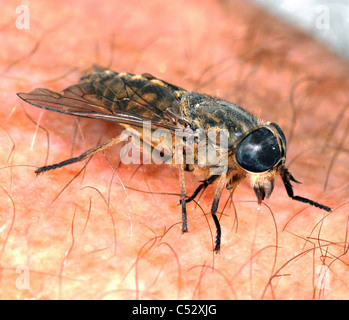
236;127;281;173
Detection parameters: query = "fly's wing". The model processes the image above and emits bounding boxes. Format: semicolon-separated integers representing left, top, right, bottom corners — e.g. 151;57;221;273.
17;71;190;131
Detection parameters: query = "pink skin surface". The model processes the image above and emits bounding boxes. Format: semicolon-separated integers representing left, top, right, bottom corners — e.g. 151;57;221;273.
1;0;348;299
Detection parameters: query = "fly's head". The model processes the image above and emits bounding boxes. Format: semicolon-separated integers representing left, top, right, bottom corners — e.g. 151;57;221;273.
234;122;331;212
234;122;287;205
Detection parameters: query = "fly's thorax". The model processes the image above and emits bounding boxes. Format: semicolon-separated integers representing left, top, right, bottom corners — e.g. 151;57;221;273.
180;92;261;147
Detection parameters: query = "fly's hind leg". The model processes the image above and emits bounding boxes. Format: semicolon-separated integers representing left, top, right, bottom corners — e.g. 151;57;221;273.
35;135;123;175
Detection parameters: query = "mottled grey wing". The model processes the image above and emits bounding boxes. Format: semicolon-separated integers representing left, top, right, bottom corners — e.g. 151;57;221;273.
17;71;189;131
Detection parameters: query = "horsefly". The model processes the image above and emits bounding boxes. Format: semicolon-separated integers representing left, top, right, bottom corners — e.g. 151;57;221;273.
17;69;331;252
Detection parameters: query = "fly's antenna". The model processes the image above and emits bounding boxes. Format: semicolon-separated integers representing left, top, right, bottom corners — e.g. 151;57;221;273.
280;167;332;212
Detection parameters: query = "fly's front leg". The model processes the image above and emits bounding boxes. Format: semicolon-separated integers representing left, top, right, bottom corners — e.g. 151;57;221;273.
211;172;227;253
178;165;188;233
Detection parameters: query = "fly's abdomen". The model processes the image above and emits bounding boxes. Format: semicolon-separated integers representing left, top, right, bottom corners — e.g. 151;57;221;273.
80;71;184;125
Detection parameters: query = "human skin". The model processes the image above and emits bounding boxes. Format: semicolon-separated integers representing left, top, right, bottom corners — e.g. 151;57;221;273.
1;0;348;300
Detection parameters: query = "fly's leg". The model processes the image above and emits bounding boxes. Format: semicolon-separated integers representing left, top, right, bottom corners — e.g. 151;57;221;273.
184;175;218;204
178;165;188;233
210;172;227;253
35;135;123;175
280;167;332;212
